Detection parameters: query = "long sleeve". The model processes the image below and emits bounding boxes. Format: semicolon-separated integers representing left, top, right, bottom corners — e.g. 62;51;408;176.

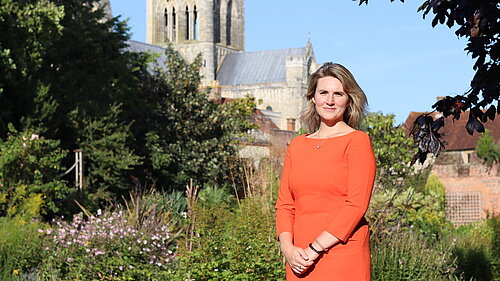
275;143;295;238
324;132;376;242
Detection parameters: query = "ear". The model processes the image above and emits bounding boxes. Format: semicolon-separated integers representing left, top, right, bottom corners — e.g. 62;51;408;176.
311;97;316;104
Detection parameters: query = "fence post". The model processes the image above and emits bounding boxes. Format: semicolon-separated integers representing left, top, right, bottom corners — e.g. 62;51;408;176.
74;149;83;190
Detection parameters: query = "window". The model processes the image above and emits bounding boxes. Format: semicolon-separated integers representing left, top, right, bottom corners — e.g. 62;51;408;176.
193;6;198;40
226;0;232;45
214;0;221;43
185;6;189;40
172;8;176;40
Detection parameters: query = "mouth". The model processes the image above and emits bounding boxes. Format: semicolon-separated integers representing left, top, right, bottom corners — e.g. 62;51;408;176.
323;107;337;111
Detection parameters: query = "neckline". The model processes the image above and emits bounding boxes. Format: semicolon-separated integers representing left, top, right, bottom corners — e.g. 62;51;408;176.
304;130;357;140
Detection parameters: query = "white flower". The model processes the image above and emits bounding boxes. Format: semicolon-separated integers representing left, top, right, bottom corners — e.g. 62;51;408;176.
30;134;39;140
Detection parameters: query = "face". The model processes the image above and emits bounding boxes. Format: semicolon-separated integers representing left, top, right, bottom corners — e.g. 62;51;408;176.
312;76;350;125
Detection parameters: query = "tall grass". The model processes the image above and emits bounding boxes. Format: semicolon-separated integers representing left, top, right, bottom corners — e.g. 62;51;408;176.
0;218;44;280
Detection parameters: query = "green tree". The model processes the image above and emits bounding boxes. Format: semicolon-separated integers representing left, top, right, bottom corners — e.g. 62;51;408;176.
137;48;256;191
362;112;415;190
476;129;500;167
69;104;142;207
0;125;70;219
0;0;64;133
1;0;150;210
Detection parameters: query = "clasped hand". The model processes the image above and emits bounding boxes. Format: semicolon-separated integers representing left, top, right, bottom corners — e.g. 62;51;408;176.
282;244;319;275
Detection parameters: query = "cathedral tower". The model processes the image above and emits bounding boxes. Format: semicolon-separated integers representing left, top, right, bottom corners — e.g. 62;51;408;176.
146;0;244;81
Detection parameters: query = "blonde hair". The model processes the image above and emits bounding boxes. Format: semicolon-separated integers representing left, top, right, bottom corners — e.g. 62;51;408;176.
300;62;368;132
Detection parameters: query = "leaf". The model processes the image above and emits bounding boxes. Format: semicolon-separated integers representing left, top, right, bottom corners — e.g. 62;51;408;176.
484;105;496;121
417;1;430;13
431;117;444;132
466;113;485;135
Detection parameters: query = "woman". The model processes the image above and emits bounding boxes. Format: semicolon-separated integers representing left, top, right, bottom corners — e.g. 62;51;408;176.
275;62;376;280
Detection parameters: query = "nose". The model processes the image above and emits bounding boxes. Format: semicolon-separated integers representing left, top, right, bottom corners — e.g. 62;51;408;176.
326;93;335;105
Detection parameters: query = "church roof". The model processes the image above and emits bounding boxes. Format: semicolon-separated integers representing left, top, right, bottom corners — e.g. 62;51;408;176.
217;47;307;85
124;40;168;69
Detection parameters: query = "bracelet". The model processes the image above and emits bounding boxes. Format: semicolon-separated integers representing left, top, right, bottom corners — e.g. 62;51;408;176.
309;243;324;254
315;238;326;251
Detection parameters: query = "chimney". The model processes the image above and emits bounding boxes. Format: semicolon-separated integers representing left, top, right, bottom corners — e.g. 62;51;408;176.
287;118;296;131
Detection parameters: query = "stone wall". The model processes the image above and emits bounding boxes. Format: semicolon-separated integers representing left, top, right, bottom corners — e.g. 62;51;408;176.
221;82;307;130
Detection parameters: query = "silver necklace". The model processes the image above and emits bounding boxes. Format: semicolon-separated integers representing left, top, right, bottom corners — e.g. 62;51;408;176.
316;129;327;149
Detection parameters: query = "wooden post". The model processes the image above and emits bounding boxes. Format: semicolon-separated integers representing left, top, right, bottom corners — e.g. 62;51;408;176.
74;149;83;190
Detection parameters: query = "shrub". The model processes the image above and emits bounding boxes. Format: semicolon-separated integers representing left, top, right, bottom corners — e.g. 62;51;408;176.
447;217;499;281
476;129;500;168
173;196;285;280
367;173;451;239
37;208;176;280
0;217;45;280
371;230;457;281
0;125;70;219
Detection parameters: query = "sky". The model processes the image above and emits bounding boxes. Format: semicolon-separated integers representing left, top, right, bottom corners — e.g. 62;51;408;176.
109;0;475;125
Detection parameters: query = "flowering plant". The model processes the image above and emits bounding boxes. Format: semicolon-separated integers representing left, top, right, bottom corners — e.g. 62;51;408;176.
38;208;176;280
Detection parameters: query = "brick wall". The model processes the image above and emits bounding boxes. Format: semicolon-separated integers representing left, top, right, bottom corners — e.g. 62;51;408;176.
431;150;499;222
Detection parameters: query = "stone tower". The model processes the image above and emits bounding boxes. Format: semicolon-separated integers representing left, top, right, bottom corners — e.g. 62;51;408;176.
146;0;244;82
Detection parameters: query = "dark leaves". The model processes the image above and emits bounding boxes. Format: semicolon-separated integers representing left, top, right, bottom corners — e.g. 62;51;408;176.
466;111;485;135
357;0;404;5
410;114;445;165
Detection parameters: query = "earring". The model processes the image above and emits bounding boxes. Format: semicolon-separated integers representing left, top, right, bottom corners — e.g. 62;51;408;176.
311;98;316;104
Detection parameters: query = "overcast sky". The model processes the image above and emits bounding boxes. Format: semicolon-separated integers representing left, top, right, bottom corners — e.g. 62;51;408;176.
109;0;475;124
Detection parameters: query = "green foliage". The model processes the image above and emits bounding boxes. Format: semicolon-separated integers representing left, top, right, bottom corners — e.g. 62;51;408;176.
138;48;257;191
1;0;150;214
0;1;64;129
173;197;285;280
447;217;500;281
476;129;500;167
198;185;237;208
0;217;46;279
371;230;457;281
362;112;415;190
0;126;70;219
368;172;451;238
69;104;142;208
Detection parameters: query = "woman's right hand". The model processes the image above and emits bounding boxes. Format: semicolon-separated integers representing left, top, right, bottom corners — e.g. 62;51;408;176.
281;243;314;275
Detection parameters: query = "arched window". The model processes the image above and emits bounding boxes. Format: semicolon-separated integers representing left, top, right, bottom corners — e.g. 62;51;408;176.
193;6;198;40
226;0;232;45
172;7;176;40
185;6;189;40
214;0;221;43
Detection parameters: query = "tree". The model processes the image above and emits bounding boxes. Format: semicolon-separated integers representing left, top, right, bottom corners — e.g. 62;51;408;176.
359;0;499;163
0;0;64;133
362;112;416;190
1;0;150;210
0;125;70;219
136;48;257;191
476;129;500;167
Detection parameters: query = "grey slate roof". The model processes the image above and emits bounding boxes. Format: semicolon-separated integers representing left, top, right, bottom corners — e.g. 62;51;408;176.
124;40;168;69
217;48;306;85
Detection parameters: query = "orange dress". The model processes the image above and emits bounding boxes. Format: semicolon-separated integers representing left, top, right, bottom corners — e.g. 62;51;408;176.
275;131;376;281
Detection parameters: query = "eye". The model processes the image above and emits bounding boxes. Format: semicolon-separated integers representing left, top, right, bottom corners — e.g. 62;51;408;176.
319;90;328;95
334;91;345;96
